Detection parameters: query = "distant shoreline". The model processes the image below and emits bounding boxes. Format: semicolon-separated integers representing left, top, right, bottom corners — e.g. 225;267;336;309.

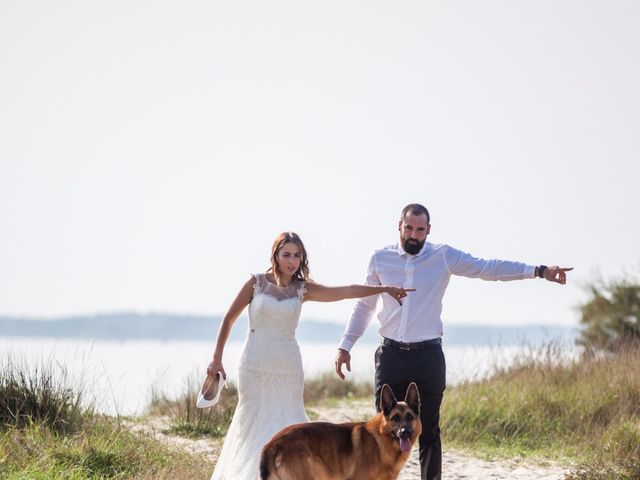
0;313;578;346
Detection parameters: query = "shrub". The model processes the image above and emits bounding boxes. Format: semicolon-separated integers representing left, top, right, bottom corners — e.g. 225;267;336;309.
578;275;640;352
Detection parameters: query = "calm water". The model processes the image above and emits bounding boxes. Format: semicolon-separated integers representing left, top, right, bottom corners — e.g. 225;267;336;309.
1;336;551;415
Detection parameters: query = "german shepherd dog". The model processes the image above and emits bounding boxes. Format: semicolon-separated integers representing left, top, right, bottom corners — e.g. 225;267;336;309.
260;383;421;480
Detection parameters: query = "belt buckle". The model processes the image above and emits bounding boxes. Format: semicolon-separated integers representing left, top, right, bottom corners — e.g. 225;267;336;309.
399;342;411;351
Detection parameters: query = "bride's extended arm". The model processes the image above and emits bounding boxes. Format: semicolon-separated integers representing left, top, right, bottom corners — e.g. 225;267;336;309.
304;283;415;305
207;277;255;379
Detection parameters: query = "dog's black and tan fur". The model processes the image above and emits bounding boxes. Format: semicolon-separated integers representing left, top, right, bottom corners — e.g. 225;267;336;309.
259;383;421;480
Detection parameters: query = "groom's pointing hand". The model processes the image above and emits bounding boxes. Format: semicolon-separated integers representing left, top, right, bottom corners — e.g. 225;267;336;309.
335;349;351;380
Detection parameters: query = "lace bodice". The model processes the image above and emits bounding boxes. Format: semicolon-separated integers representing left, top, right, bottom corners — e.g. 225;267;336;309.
237;273;306;375
248;273;306;339
252;272;306;302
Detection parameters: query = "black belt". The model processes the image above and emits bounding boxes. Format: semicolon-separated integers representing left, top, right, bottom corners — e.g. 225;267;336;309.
382;337;442;350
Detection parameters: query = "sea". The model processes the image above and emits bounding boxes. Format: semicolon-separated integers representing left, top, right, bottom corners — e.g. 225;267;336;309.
0;336;573;416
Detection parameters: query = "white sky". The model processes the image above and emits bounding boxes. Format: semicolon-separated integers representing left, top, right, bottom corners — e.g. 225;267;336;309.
1;0;638;326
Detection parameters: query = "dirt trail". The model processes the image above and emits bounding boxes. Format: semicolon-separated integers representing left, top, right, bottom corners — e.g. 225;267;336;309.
129;399;572;479
308;399;571;480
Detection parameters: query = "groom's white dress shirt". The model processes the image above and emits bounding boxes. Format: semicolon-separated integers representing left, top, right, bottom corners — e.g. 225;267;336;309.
338;242;536;351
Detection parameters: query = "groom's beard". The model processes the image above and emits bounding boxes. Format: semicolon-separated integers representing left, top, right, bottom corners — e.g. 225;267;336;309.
402;238;424;255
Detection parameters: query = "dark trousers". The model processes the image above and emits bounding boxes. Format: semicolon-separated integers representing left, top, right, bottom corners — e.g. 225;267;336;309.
374;342;446;480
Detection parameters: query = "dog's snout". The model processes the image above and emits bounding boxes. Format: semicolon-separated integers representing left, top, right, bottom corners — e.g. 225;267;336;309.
398;426;414;438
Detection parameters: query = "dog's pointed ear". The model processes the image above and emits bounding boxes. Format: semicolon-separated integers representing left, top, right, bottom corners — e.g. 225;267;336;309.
404;382;421;416
380;384;397;416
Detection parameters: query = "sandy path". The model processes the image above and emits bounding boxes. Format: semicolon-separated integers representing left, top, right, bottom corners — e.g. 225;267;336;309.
308;399;571;480
129;400;572;479
126;417;221;462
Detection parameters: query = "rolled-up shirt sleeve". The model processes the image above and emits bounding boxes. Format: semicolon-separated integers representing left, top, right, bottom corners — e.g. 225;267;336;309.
338;254;381;351
443;246;536;281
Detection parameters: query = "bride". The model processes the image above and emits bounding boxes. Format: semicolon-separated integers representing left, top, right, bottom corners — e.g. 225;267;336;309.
204;231;413;480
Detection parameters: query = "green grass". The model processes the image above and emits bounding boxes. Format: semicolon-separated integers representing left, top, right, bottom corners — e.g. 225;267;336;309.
441;343;640;479
147;376;239;439
149;371;374;440
303;372;373;405
0;356;86;434
1;417;209;479
0;357;210;479
6;344;639;479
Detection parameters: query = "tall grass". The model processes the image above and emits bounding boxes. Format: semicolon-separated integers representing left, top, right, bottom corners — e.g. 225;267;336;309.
0;356;86;434
8;344;637;478
1;418;208;479
148;347;640;478
441;343;640;479
0;356;211;479
303;372;373;404
150;372;374;439
148;377;239;438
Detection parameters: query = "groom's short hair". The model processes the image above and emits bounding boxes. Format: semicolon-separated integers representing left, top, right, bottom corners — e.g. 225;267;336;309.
401;203;430;224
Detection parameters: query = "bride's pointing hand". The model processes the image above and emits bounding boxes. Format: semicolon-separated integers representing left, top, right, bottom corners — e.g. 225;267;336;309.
384;286;416;306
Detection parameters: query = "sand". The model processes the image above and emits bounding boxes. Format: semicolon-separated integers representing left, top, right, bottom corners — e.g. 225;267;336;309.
130;398;572;479
311;399;571;480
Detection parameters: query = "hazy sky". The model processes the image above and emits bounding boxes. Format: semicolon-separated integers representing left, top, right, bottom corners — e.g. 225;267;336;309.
1;0;638;327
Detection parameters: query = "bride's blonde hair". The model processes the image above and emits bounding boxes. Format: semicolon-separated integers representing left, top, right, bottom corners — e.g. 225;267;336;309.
267;232;310;286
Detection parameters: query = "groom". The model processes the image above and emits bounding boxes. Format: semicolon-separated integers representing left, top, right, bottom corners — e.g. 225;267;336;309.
334;203;572;480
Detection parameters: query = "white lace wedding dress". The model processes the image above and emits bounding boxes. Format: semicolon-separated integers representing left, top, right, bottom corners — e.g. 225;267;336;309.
210;273;309;480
